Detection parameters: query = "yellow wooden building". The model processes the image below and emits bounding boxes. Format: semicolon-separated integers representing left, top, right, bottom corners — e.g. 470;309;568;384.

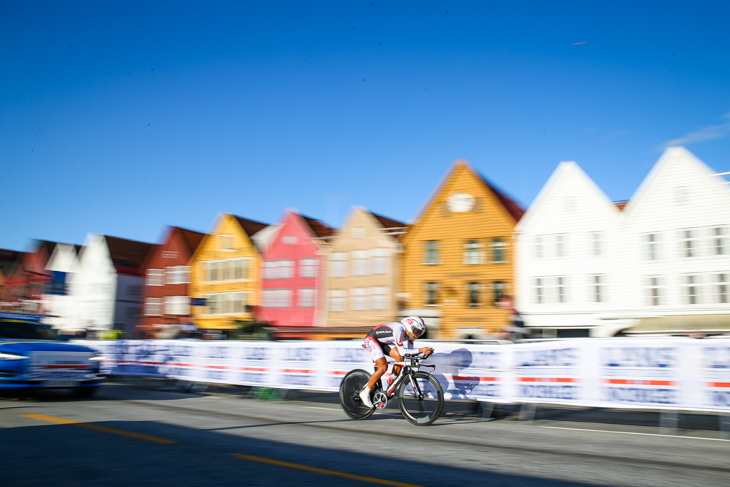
189;213;268;333
399;160;524;339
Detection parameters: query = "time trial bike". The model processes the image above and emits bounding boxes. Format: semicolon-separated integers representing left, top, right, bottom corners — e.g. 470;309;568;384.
339;352;444;426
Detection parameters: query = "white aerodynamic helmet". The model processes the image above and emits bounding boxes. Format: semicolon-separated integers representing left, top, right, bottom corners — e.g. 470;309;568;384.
402;316;426;337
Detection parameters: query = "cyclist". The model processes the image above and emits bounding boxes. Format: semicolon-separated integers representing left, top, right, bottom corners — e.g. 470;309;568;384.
360;316;434;409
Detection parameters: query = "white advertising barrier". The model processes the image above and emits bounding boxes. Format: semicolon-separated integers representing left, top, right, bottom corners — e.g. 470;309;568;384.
77;338;730;412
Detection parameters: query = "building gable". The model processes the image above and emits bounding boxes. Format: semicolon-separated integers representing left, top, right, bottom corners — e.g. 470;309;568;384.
516;161;620;235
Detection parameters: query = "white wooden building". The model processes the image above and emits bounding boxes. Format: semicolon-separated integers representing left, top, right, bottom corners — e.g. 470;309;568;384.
620;147;730;336
67;234;153;335
41;243;81;331
515;147;730;338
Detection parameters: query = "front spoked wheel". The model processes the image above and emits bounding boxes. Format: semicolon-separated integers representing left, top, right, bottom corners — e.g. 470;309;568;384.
397;371;444;426
339;369;375;420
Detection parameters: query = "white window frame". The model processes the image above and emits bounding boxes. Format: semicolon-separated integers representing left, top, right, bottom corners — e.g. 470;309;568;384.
423;241;440;265
491;238;508;264
298;288;315;308
145;297;162;316
147;269;163;286
686;274;701;305
646;276;662;306
681;229;698;258
646;233;660;261
330;253;347;278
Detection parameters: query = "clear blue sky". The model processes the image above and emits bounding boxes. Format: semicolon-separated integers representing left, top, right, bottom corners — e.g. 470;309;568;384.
2;1;729;251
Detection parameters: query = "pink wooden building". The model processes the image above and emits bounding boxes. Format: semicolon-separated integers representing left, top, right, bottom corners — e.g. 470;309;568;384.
257;210;333;336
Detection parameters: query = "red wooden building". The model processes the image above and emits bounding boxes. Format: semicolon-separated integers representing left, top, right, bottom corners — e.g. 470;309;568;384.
137;226;206;338
257;210;333;336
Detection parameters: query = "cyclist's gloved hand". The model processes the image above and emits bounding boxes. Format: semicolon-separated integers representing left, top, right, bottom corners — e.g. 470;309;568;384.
419;347;434;356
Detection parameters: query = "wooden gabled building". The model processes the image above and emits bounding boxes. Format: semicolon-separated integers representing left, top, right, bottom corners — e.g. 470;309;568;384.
138;226;206;338
399;160;524;339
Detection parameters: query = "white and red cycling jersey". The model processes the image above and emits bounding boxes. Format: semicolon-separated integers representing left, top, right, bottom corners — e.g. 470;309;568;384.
364;322;416;361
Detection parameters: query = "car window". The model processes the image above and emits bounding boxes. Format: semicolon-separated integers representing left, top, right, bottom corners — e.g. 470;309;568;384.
0;320;59;340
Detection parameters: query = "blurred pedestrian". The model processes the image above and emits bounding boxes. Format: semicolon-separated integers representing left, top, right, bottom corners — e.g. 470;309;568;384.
498;295;530;342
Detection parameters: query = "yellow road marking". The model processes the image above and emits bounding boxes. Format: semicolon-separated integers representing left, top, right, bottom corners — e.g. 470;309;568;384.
229;453;424;487
20;414;178;444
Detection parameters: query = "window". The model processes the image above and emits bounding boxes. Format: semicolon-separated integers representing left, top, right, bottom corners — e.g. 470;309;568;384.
207;294;220;315
330;253;347;278
646;233;659;260
592;275;603;303
298;288;315;308
330;290;346;312
467;282;480;307
717;274;728;304
208;261;219;282
463;240;481;265
372;287;388;310
424;282;439;306
536;278;544;304
682;230;697;257
147;269;163;286
220;260;231;281
263;260;294;279
556;235;566;258
372;248;389;274
144;297;162;316
351;288;368;311
423;241;440;265
164;296;190;315
161;250;177;259
473;199;484;213
686;275;700;304
535;237;544;259
262;289;291;308
233;259;247;280
491;238;508;263
713;227;726;256
351;251;369;276
591;233;602;256
282;236;298;245
300;258;317;278
166;266;191;285
646;277;662;306
493;281;505;306
556;277;566;304
219;235;233;251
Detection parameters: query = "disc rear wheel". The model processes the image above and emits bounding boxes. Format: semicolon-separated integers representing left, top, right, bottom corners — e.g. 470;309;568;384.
397;372;444;426
339;369;375;420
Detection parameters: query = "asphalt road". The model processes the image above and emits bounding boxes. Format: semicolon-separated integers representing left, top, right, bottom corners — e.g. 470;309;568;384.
1;382;730;487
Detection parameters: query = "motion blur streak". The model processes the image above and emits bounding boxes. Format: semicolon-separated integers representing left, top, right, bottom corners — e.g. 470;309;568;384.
19;413;178;444
229;453;424;487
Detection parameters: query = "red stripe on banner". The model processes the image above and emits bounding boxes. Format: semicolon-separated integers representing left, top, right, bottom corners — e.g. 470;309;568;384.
41;365;90;369
204;365;229;370
167;363;193;367
282;369;313;374
518;377;579;383
239;367;267;372
707;382;730;388
603;379;676;386
327;371;348;376
452;376;500;382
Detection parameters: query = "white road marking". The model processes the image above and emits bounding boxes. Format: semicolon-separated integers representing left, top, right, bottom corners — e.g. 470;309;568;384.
304;406;339;411
539;425;729;442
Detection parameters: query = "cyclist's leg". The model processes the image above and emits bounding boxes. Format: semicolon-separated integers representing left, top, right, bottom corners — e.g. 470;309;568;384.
363;337;387;390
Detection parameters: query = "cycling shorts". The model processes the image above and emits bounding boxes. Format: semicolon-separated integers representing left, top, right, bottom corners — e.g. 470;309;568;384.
364;336;392;361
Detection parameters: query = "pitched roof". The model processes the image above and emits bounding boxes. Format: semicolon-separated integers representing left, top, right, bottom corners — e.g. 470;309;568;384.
173;226;206;255
232;216;269;238
104;236;155;273
478;176;525;222
35;240;59;258
370;212;405;229
412;160;525;224
301;215;334;238
0;249;23;275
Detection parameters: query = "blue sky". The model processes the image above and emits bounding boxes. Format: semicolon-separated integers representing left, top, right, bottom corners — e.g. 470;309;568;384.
2;1;729;251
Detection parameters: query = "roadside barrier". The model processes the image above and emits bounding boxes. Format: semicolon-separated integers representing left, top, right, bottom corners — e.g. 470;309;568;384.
78;337;730;412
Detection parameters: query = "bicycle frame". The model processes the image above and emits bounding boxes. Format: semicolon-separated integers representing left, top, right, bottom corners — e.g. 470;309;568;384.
374;354;436;399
